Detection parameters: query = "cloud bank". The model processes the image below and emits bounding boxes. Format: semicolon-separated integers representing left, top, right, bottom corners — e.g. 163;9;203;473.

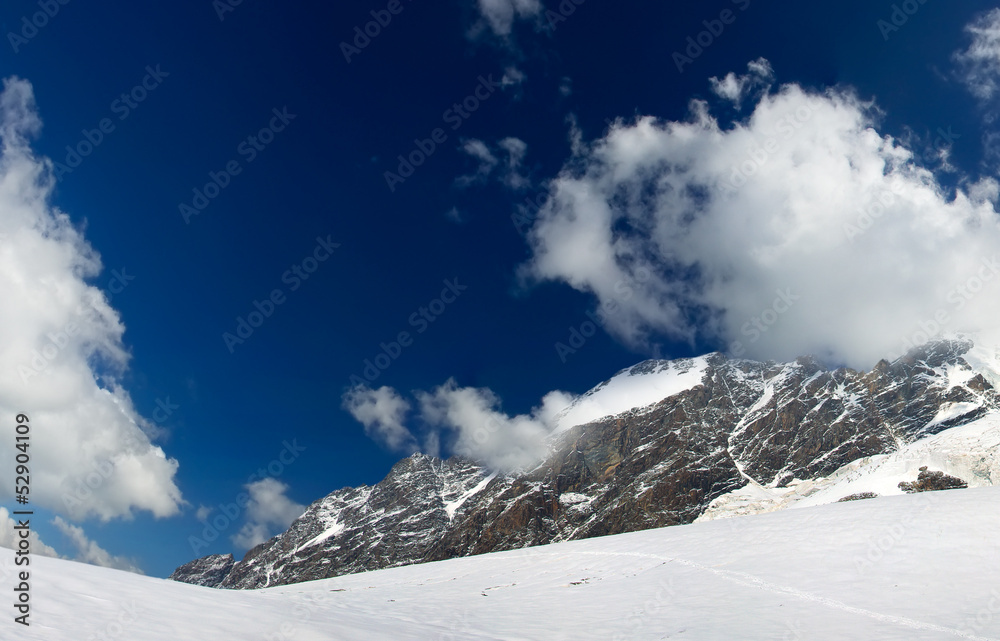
1;508;142;574
0;507;58;558
0;77;183;520
52;516;143;573
516;61;1000;370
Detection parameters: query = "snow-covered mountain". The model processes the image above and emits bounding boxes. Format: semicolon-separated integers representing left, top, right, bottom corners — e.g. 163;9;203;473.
14;486;1000;640
172;336;1000;589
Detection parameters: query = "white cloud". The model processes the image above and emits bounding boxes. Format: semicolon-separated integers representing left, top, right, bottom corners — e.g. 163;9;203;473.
416;380;559;471
232;479;306;550
955;9;1000;102
498;137;530;189
51;516;142;573
343;385;418;453
345;381;575;472
458;137;530;189
195;505;213;522
0;507;59;558
0;77;183;521
474;0;542;38
709;57;774;109
520;61;1000;369
457;139;499;187
501;66;527;88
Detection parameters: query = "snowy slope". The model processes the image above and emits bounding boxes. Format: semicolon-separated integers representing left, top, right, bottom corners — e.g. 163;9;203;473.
6;487;1000;640
699;411;1000;521
552;355;710;433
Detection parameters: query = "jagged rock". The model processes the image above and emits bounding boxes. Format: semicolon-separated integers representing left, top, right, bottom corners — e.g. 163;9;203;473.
172;337;996;589
168;554;235;588
899;467;969;493
838;492;879;502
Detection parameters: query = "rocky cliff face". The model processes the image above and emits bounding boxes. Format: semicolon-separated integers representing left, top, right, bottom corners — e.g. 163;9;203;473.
167;554;235;588
171;337;1000;589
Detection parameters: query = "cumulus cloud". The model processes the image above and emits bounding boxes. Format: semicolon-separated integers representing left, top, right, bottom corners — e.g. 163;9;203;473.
416;380;572;471
458;137;530;189
0;507;59;558
0;77;183;521
342;385;418;453
52;516;143;573
709;57;774;109
346;381;574;471
519;61;1000;369
232;479;306;550
473;0;542;38
955;9;1000;102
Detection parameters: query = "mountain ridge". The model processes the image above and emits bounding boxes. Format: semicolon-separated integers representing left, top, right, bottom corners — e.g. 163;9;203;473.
170;336;1000;588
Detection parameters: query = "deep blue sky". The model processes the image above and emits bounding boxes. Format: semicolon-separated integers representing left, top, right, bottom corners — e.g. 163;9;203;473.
2;0;996;577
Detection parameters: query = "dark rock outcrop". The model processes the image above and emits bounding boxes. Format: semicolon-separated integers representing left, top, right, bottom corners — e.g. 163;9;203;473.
899;466;969;493
168;554;235;588
838;492;879;502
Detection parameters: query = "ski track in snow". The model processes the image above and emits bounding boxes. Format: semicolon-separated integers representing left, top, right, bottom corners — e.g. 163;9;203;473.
568;549;998;641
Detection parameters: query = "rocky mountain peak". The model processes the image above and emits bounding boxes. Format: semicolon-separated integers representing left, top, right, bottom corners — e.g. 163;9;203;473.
171;337;1000;589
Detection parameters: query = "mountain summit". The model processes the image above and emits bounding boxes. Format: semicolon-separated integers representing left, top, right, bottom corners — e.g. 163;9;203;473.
171;337;1000;588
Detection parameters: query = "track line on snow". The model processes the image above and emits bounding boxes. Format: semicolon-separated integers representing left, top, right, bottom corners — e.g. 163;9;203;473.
567;550;998;640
